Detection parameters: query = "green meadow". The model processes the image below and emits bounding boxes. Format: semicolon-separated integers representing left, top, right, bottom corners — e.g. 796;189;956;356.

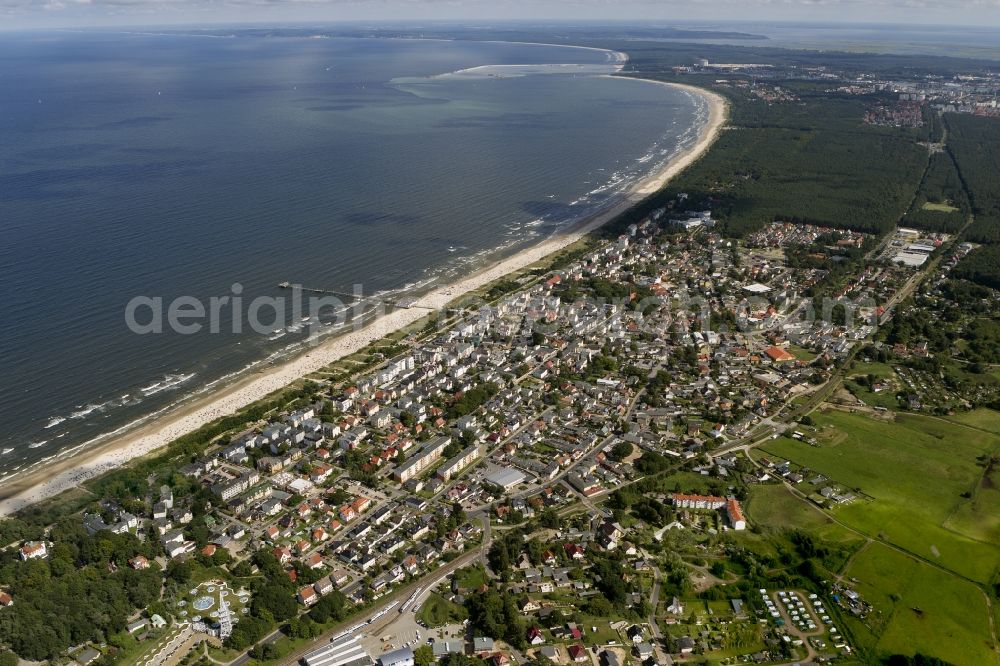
758;410;1000;583
844;380;900;410
945;408;1000;435
742;483;866;573
844;361;901;409
744;483;863;548
843;544;996;665
921;200;960;213
849;361;898;381
418;592;467;628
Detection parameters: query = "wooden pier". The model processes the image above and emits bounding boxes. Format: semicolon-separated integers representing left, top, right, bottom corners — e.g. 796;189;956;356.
278;282;362;301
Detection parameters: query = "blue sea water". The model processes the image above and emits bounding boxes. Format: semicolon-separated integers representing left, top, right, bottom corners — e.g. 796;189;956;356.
0;31;705;478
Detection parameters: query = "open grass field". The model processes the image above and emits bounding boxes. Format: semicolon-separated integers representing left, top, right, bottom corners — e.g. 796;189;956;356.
453;565;488;591
418;592;467;628
788;344;818;362
742;483;865;572
849;361;898;381
944;469;1000;548
757;410;1000;583
651;470;724;495
746;483;829;531
921;200;960;212
945;408;1000;435
843;543;996;665
844;362;902;409
577;616;622;645
844;380;900;410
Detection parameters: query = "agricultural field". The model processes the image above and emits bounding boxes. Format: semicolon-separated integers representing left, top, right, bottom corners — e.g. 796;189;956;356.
842;543;996;665
757;410;1000;583
940;411;1000;546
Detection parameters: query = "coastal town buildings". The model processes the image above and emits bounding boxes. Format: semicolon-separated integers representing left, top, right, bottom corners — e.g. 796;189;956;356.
18;189;901;666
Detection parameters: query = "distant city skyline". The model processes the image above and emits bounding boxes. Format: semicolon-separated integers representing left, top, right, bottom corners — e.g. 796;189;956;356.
2;0;999;30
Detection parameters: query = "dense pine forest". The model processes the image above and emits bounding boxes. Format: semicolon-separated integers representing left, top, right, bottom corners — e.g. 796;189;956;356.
953;245;1000;290
947;114;1000;243
900;151;970;234
667;90;928;237
945;115;1000;288
598;73;928;238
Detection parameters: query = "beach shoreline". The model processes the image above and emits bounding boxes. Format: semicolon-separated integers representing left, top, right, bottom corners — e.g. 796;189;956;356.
0;75;727;518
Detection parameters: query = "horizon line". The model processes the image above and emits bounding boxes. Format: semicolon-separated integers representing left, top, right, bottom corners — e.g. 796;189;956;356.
3;17;1000;33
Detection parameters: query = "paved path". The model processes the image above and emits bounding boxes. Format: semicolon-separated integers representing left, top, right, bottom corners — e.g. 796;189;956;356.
646;555;662;640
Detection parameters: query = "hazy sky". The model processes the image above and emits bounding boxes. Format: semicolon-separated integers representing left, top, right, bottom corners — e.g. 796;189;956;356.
2;0;999;30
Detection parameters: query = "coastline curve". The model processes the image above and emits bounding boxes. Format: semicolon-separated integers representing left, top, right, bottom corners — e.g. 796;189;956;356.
0;46;727;517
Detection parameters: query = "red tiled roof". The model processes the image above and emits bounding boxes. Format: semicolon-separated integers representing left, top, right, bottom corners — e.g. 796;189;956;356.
765;346;796;362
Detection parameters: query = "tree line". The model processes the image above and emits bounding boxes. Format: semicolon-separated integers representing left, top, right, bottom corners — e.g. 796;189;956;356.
665;86;927;238
901;150;969;234
947;114;1000;288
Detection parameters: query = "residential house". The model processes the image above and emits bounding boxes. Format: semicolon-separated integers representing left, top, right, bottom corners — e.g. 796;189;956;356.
20;541;47;560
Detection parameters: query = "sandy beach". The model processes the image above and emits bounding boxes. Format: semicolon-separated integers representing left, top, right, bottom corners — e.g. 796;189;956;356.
0;78;727;517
